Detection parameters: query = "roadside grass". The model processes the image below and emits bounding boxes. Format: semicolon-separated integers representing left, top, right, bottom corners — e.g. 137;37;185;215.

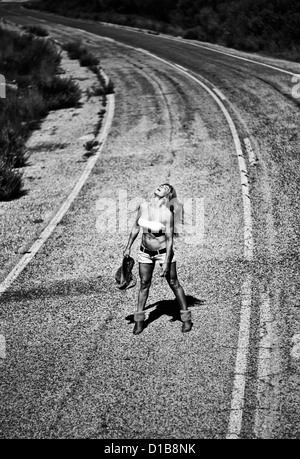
0;25;81;201
79;50;99;67
63;40;99;66
0;27;61;83
22;24;49;37
91;65;115;96
63;39;83;59
38;76;81;110
0;158;23;201
270;43;300;63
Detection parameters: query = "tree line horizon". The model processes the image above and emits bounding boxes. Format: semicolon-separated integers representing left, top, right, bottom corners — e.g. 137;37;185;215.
28;0;300;60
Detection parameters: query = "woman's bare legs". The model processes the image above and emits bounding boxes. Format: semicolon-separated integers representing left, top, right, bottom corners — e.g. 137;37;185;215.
137;262;155;312
166;262;192;332
133;263;155;335
166;262;187;310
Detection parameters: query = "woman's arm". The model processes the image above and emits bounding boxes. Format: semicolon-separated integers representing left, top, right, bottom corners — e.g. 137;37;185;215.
123;206;141;257
161;210;174;277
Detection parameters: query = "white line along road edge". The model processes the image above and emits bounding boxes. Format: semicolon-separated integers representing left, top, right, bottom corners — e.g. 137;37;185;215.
244;137;258;167
0;89;115;296
226;273;252;439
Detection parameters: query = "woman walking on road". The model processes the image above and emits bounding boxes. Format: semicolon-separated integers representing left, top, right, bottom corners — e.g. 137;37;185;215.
123;184;193;335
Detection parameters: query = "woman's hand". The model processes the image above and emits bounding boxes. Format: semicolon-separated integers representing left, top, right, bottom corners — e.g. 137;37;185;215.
123;248;131;258
160;262;170;277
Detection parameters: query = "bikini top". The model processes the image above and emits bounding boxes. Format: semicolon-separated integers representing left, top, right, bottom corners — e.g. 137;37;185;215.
138;218;166;237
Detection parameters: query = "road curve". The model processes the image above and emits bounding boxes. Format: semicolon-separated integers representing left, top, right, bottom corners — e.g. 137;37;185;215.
1;3;300;439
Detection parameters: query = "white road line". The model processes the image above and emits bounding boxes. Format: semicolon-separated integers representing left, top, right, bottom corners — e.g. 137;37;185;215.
174;63;189;73
244;138;257;166
0;334;6;359
254;289;273;438
99;68;110;87
226;274;252;439
100;37;115;43
0;92;115;297
213;87;227;101
291;334;300;359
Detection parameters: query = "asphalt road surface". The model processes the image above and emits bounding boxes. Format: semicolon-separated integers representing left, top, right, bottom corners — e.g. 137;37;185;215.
1;2;300;439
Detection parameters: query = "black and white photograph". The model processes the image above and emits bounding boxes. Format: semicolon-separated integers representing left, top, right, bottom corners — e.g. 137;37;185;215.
0;0;300;443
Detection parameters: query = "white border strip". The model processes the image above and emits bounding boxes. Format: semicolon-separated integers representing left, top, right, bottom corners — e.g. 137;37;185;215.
0;93;115;296
254;289;273;438
0;334;6;360
213;87;227;101
174;63;189;73
226;274;252;439
244;138;257;166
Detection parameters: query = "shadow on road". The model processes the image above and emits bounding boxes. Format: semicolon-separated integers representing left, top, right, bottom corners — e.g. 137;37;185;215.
125;295;205;329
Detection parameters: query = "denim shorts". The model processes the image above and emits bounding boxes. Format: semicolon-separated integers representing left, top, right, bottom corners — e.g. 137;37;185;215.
137;246;176;265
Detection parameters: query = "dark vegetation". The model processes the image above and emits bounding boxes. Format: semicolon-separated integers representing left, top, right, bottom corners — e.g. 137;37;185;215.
27;0;300;61
0;25;81;200
22;24;49;37
63;39;99;66
64;39;114;97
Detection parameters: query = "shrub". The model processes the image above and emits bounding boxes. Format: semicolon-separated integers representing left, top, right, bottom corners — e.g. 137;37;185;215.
94;68;115;95
63;40;83;60
0;158;23;201
0;29;61;84
105;79;115;95
79;50;99;67
6;87;48;124
0;87;46;168
243;36;262;52
283;43;300;62
0;122;28;168
182;27;207;41
63;40;99;67
90;85;104;97
38;76;81;110
22;25;49;37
